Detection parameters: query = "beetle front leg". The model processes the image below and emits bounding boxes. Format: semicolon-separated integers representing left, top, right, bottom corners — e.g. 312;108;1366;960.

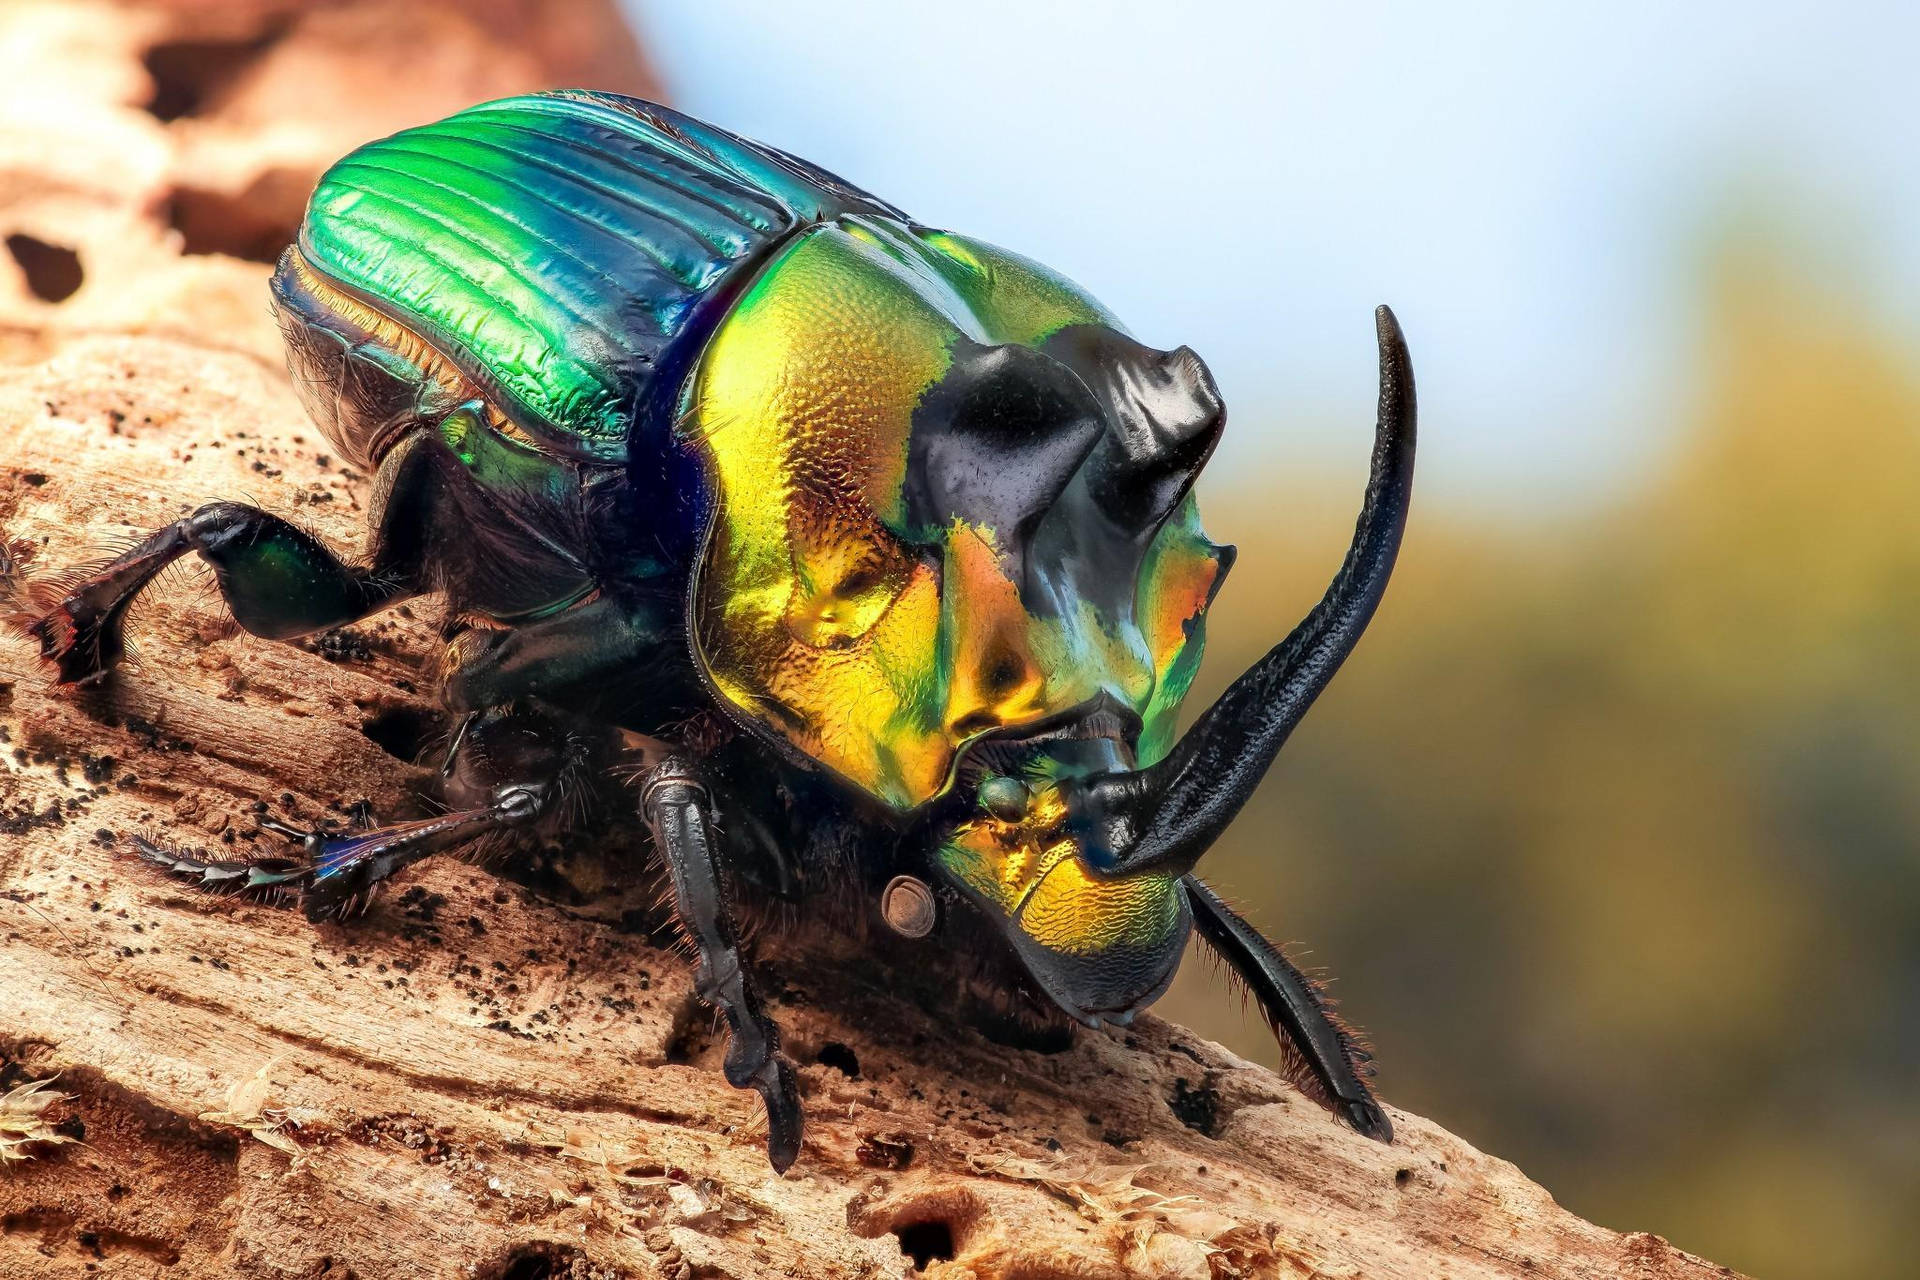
642;755;803;1172
1183;874;1392;1141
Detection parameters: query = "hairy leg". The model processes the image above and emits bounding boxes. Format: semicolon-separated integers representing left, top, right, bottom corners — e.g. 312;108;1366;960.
138;705;588;920
1183;874;1392;1141
8;423;456;686
642;755;803;1171
16;501;414;684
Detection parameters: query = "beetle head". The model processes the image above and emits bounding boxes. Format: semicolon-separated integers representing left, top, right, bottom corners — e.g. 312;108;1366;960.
918;305;1414;1025
923;698;1195;1023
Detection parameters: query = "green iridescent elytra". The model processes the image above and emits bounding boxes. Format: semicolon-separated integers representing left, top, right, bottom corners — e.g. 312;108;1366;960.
292;91;902;463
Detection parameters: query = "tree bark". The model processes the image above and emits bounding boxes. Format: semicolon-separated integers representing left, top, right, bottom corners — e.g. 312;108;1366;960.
0;4;1747;1277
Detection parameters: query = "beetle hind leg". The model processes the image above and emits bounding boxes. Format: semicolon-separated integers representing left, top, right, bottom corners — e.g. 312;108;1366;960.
9;502;414;685
7;521;195;685
6;424;451;686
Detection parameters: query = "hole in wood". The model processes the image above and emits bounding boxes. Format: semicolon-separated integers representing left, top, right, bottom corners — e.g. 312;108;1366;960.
6;234;83;303
169;171;310;264
1168;1076;1221;1136
141;25;289;122
359;705;439;765
893;1220;955;1271
483;1242;578;1280
816;1041;859;1077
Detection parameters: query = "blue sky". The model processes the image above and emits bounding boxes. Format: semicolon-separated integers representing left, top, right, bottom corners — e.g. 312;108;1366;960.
629;1;1919;508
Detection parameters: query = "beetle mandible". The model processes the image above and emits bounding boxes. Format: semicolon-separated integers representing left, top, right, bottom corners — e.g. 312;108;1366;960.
9;92;1415;1170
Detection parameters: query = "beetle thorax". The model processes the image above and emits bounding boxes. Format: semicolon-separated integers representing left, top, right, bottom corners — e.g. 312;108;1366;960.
683;215;1227;812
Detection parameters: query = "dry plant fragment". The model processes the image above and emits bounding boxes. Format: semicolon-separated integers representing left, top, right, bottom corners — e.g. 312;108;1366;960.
0;1076;77;1163
200;1059;301;1161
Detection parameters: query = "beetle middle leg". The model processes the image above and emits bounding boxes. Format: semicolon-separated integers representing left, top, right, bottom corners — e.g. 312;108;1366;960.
136;704;594;921
642;754;803;1172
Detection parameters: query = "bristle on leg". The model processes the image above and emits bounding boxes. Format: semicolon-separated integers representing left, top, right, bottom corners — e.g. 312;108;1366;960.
129;836;312;905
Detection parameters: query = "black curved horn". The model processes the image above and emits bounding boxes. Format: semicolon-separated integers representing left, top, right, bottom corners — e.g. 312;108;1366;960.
1067;306;1416;877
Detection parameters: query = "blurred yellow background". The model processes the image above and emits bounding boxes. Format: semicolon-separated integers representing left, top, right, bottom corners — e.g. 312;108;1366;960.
633;4;1920;1275
1167;228;1920;1278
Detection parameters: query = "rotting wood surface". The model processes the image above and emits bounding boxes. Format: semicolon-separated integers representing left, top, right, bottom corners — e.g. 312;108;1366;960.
0;3;1750;1276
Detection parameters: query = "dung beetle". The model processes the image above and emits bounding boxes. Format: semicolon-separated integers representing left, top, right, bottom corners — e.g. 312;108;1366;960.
8;92;1415;1170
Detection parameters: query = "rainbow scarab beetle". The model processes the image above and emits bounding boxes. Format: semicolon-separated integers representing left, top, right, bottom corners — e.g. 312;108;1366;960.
12;92;1415;1169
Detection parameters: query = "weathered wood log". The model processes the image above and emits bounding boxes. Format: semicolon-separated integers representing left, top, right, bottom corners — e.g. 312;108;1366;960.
0;3;1748;1277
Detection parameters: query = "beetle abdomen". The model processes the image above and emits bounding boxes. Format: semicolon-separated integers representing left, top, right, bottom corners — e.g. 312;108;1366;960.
280;91;901;466
271;249;473;472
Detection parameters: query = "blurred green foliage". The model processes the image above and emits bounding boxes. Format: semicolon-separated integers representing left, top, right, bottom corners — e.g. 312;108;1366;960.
1158;229;1920;1280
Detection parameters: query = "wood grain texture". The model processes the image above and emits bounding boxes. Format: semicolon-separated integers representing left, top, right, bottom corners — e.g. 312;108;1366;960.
0;3;1747;1277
